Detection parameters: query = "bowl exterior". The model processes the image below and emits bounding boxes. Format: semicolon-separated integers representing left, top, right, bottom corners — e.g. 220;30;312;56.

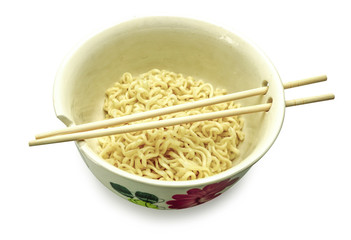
78;143;249;210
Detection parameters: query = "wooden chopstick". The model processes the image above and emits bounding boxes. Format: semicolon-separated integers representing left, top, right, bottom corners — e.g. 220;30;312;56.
29;103;270;146
285;93;335;107
35;86;268;139
29;75;331;146
28;93;334;146
282;75;327;89
35;75;327;140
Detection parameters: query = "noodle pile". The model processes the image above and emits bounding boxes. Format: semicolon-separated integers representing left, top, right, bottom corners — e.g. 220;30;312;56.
98;69;244;181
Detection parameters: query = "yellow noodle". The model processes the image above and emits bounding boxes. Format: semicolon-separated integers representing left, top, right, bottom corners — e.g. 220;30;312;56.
98;69;245;181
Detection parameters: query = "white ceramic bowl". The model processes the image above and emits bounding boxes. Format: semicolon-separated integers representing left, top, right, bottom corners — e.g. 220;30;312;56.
53;17;285;210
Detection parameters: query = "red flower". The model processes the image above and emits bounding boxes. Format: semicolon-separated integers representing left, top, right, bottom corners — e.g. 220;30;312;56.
166;178;240;209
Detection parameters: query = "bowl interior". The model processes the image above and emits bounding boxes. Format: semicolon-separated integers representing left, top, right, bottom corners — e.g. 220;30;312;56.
54;17;285;183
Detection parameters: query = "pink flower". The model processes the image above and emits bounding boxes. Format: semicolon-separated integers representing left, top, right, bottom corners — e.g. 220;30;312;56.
166;178;240;209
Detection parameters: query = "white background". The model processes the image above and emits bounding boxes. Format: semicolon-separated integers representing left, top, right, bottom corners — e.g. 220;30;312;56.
1;0;350;239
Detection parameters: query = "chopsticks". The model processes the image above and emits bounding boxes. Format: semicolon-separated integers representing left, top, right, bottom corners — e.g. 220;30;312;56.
36;86;269;139
35;75;328;139
29;75;334;146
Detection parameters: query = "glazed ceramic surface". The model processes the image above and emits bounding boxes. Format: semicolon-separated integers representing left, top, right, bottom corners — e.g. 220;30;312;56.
54;17;285;209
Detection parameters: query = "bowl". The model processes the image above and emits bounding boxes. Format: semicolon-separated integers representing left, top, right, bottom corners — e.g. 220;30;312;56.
53;16;285;210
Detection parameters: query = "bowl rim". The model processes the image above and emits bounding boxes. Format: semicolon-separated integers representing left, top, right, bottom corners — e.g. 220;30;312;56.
54;16;286;188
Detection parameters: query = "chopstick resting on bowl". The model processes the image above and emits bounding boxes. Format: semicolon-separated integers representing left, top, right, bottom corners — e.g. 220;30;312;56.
29;75;334;146
35;75;328;139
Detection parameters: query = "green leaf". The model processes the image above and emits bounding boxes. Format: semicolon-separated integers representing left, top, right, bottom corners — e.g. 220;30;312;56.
128;199;159;209
110;182;133;198
135;191;159;204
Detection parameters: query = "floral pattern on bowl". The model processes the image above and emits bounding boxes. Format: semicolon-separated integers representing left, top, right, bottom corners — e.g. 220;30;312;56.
110;182;165;209
110;177;240;210
166;177;240;209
